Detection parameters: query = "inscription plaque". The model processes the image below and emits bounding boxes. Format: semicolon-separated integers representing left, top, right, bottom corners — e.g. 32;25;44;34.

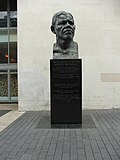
50;59;82;124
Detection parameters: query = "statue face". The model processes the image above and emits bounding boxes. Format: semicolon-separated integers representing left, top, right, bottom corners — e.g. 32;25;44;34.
54;14;75;41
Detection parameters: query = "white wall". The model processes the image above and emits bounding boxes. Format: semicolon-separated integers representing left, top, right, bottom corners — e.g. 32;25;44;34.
18;0;120;111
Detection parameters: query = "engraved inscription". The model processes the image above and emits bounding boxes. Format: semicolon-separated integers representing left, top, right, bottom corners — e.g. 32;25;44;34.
51;60;80;102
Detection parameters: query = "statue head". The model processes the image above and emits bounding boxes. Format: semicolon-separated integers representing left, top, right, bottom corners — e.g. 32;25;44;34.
51;11;76;41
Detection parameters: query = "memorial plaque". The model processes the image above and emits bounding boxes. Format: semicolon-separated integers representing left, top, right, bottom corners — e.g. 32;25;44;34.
50;59;82;124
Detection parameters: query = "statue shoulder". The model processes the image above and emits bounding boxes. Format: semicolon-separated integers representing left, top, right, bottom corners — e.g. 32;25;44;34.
53;43;61;53
73;41;78;48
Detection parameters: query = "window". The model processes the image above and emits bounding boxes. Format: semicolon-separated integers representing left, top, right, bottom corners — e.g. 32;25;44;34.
10;0;17;27
0;0;7;28
0;0;17;102
0;71;8;101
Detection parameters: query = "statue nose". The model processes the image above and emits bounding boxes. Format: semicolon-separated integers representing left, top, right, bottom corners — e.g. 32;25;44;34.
66;22;71;26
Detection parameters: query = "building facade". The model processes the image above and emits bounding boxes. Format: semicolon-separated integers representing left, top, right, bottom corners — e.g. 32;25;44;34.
1;0;120;111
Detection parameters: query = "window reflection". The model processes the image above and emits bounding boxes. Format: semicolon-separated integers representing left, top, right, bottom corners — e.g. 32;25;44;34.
10;11;17;27
10;29;17;42
0;30;8;42
10;42;17;63
0;1;7;28
0;12;7;28
10;72;18;97
0;74;8;97
0;43;8;63
10;0;17;27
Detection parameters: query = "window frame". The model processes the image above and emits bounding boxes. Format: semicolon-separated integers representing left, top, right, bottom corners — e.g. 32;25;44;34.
0;0;17;102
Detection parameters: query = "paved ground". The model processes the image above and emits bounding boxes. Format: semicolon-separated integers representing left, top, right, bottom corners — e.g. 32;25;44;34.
0;105;24;132
0;109;120;160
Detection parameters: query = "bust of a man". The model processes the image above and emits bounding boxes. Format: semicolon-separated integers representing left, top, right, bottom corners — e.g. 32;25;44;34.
51;11;78;59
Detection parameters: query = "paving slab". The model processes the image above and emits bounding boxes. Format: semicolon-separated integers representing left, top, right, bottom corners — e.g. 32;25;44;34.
0;109;120;160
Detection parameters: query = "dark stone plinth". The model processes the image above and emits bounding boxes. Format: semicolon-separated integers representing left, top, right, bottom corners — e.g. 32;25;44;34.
50;59;82;124
36;111;96;129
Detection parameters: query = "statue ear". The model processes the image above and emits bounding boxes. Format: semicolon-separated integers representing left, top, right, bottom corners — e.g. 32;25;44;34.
51;26;56;34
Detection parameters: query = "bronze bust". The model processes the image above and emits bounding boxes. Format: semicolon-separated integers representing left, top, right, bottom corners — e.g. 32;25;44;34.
51;11;78;59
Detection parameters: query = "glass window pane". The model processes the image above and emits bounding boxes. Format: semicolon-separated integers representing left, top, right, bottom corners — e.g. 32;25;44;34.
0;30;8;42
10;42;17;63
10;29;17;42
10;70;17;73
10;0;17;27
0;0;7;28
10;73;18;97
0;42;8;63
0;70;7;73
10;0;17;11
10;11;17;27
0;74;8;98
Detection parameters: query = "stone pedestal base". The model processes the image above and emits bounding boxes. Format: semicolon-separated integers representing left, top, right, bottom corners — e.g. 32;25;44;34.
50;59;82;124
